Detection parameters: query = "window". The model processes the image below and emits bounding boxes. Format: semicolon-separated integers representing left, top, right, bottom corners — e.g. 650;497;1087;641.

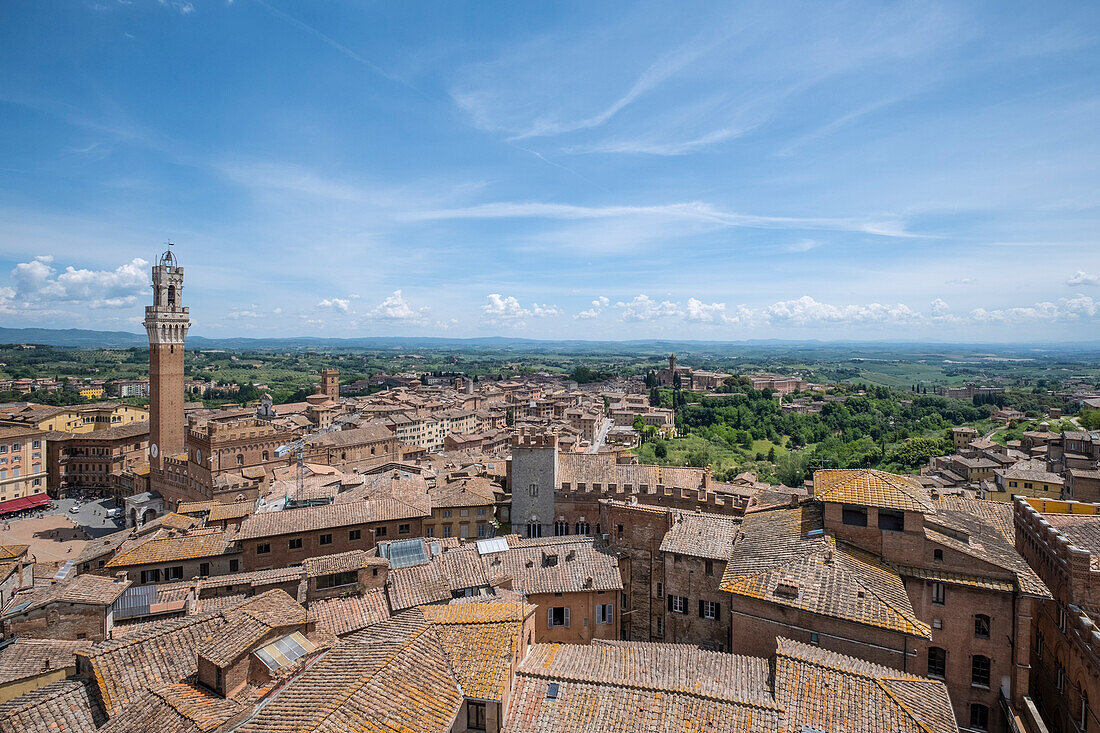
140;569;161;583
655;615;663;635
974;614;990;639
842;504;868;526
31;440;40;449
477;507;486;516
809;632;820;645
319;533;333;545
525;523;541;538
467;701;486;732
596;603;614;624
236;454;244;466
442;509;452;518
927;647;946;679
262;451;269;461
668;596;688;614
700;600;720;620
933;549;943;561
548;606;570;628
316;571;358;589
575;521;589;535
656;582;663;598
257;543;271;555
705;559;714;576
426;526;435;537
969;704;989;732
1057;664;1066;694
477;523;487;538
1036;631;1044;661
199;562;210;577
972;655;991;688
229;559;239;572
375;526;387;538
165;566;183;580
877;509;904;532
289;538;303;550
348;529;361;541
528;483;539;497
931;582;945;605
1059;605;1068;632
555;521;569;536
398;523;410;535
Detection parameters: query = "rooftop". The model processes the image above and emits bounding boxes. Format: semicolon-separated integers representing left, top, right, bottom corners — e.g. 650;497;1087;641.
813;469;935;514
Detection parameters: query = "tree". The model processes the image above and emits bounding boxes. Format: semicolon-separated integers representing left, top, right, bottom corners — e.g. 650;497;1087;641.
649;387;660;406
654;441;668;460
645;371;657;389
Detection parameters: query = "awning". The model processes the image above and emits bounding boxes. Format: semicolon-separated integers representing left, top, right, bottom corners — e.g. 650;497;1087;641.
0;493;50;515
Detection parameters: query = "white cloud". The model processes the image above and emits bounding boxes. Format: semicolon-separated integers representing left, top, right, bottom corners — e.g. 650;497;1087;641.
368;290;429;325
615;294;683;322
574;295;610;319
1067;270;1099;287
8;255;148;309
227;308;262;320
786;238;820;253
762;296;922;326
481;293;560;327
930;298;951;317
317;298;351;312
157;0;195;14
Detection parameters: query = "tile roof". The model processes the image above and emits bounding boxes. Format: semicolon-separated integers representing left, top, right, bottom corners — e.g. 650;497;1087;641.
720;505;930;638
428;476;497;508
206;502;254;522
429;602;531;701
106;531;235;568
301;549;376;577
0;544;28;560
489;536;622;596
96;683;242;733
659;510;739;560
775;638;958;733
505;642;782;733
0;639;90;685
813;469;936;513
0;679;105;733
387;560;452;611
83;590;306;715
235;611;465;733
235;500;427;541
1043;513;1100;556
5;574;131;615
308;589;391;637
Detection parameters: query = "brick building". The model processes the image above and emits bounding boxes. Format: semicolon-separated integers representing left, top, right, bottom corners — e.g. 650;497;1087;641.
2;574;131;641
721;469;1051;732
236;500;428;571
1014;497;1100;733
302;423;404;470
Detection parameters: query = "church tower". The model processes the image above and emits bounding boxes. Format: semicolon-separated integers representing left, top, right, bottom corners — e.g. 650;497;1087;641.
144;246;190;472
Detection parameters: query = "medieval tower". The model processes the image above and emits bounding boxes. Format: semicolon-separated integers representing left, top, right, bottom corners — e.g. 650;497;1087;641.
321;369;340;401
143;247;190;474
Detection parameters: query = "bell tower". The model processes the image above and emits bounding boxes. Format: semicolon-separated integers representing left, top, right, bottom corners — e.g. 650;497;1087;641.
144;245;190;473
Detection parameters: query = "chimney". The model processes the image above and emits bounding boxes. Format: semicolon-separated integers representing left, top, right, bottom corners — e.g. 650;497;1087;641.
114;571;128;583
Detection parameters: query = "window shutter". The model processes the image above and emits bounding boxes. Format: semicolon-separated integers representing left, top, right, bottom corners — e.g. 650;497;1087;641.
714;603;720;621
547;608;553;628
595;605;603;624
564;607;570;628
607;605;613;625
699;600;705;618
667;594;673;612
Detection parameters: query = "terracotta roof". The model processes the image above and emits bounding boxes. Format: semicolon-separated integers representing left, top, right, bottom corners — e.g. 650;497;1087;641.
83;590;306;715
207;502;254;522
659;510;739;560
236;500;427;541
106;532;234;568
813;469;935;513
5;574;131;615
427;602;532;701
1043;513;1100;556
720;505;930;638
0;544;29;561
96;683;242;733
775;638;958;733
0;639;90;685
387;561;452;611
489;536;622;595
176;500;218;515
0;679;105;733
308;589;391;637
428;477;496;508
301;550;378;577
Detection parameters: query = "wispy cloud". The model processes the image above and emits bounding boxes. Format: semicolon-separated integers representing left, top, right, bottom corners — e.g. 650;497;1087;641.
1067;270;1099;286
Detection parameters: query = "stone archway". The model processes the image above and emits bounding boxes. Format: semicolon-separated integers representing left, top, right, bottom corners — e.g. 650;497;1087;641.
142;508;157;525
130;508;138;527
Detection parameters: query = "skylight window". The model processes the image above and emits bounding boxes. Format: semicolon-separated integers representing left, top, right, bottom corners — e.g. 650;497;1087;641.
253;631;317;671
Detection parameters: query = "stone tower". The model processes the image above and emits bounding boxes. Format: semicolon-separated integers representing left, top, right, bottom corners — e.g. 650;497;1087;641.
509;434;558;538
669;353;677;371
321;369;339;401
143;247;190;472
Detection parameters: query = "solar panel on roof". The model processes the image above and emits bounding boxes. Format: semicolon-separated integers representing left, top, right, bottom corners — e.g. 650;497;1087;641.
254;631;316;671
546;683;559;699
53;560;74;581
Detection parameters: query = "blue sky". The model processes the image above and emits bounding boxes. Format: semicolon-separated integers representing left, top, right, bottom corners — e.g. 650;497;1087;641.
1;0;1099;341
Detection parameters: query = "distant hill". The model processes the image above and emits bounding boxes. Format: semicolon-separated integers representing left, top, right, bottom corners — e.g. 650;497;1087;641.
1;326;1097;358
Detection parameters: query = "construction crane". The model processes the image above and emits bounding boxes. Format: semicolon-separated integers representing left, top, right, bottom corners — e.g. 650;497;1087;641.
274;412;361;504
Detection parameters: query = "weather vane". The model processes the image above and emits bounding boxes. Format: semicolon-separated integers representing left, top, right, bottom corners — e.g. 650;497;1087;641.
166;239;174;248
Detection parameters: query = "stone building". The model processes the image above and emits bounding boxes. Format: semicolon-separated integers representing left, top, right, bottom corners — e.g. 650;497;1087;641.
45;422;148;499
1014;497;1100;733
2;574;131;642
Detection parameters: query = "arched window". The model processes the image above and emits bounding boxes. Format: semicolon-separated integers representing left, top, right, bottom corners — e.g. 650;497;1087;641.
236;454;244;466
972;655;991;687
1079;684;1089;728
261;451;269;461
167;285;177;306
927;647;946;679
974;614;990;639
